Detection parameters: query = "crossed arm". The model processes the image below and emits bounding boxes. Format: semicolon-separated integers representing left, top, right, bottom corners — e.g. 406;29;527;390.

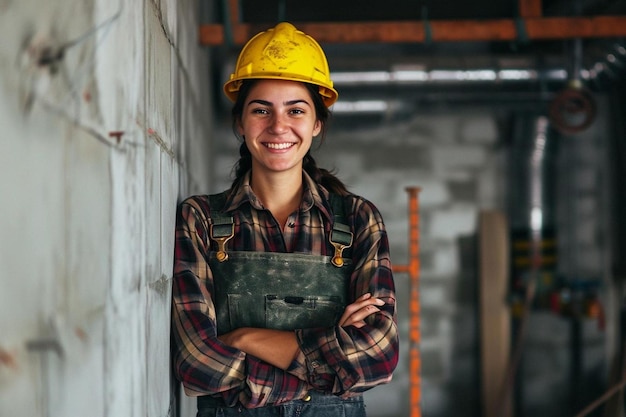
217;292;386;369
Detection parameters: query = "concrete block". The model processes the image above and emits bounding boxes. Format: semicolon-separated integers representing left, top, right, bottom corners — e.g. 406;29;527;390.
447;178;477;203
161;153;179;271
364;145;432;170
429;204;478;241
459;115;498;145
95;0;145;130
314;150;363;183
145;7;173;148
145;140;162;278
402;177;450;208
421;284;448;308
432;145;488;176
421;380;449;416
412;114;459;145
420;348;445;375
432;243;460;276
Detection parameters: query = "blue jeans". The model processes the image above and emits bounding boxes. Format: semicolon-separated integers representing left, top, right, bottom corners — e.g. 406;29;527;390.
197;392;366;417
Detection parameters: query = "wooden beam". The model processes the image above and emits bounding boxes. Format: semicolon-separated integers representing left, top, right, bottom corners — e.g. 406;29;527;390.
478;211;512;417
199;16;626;45
519;0;543;18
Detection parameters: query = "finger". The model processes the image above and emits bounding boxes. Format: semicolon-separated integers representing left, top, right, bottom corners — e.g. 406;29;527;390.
348;320;366;329
347;295;384;313
350;305;380;323
340;305;380;327
338;296;384;326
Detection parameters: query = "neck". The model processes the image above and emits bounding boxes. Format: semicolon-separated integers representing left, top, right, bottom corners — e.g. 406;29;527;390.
250;170;303;228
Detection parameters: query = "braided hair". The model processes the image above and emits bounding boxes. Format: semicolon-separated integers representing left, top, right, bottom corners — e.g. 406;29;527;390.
229;80;349;196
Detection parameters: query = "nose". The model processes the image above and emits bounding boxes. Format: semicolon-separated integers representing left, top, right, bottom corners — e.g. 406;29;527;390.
268;113;288;134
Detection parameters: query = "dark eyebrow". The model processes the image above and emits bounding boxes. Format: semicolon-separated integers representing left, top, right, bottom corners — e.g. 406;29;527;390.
248;99;272;106
247;99;311;107
285;99;311;106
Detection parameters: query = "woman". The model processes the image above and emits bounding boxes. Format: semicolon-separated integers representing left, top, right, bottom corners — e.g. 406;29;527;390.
171;22;398;417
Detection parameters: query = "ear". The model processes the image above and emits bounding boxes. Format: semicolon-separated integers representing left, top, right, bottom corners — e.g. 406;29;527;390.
313;120;322;137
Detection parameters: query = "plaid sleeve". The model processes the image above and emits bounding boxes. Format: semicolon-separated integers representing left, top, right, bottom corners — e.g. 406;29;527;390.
171;198;310;407
294;196;399;395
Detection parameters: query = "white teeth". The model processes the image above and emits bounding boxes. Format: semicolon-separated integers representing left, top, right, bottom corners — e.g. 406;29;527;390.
265;142;293;150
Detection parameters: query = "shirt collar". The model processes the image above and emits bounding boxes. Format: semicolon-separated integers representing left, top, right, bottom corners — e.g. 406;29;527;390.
222;170;333;222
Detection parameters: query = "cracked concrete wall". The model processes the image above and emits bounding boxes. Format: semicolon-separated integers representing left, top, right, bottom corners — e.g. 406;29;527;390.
0;0;211;416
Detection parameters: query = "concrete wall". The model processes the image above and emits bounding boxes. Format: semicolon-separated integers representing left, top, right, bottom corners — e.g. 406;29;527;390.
0;1;211;416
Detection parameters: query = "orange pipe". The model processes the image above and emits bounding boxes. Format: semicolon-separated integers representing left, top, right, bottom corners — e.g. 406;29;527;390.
392;187;421;417
199;16;626;45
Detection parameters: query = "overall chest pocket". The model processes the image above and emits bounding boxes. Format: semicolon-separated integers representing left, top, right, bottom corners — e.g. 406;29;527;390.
211;252;351;335
265;294;344;330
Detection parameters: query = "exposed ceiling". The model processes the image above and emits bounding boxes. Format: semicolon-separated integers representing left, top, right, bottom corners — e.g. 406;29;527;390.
202;0;626;119
237;0;626;21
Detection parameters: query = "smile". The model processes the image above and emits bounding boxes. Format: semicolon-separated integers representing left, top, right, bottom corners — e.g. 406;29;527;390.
264;142;294;150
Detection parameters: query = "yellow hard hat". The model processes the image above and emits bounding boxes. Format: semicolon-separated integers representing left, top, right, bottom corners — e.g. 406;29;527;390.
223;22;338;107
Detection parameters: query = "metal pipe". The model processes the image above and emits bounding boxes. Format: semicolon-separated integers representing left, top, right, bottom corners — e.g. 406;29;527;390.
499;114;557;416
392;187;422;417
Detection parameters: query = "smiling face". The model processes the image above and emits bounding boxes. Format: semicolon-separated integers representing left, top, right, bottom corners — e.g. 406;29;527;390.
236;79;322;179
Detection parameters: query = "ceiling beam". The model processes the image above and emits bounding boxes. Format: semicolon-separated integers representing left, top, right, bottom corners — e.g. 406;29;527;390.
199;16;626;46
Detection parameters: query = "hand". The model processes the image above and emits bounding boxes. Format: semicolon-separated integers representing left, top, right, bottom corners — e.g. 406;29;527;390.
338;293;385;328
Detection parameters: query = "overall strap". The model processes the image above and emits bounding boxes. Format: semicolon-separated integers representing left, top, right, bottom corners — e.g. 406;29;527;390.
208;191;234;262
207;191;353;267
329;193;353;267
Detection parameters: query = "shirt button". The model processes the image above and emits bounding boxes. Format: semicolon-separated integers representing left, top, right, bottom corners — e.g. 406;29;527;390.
311;361;320;368
303;394;311;402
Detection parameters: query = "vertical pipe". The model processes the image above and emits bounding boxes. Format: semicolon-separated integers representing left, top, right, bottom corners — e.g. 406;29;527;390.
518;0;543;18
504;114;556;417
406;187;421;417
391;187;421;417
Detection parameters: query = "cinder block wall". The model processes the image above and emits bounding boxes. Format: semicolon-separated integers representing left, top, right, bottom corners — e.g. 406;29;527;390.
0;1;212;416
315;112;504;417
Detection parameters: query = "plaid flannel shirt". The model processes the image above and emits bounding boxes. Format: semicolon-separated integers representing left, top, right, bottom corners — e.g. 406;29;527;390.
171;172;398;408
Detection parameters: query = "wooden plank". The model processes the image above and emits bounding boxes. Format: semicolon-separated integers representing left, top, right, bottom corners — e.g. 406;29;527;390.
519;0;543;18
199;16;626;45
478;211;511;417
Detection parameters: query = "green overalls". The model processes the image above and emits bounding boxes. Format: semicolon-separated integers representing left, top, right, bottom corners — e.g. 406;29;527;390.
198;192;367;416
207;192;354;335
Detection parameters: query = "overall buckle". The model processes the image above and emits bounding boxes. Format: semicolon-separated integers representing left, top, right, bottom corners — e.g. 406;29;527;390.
210;222;234;262
330;223;353;267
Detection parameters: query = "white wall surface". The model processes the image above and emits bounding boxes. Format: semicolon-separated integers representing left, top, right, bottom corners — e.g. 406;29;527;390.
0;1;211;416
